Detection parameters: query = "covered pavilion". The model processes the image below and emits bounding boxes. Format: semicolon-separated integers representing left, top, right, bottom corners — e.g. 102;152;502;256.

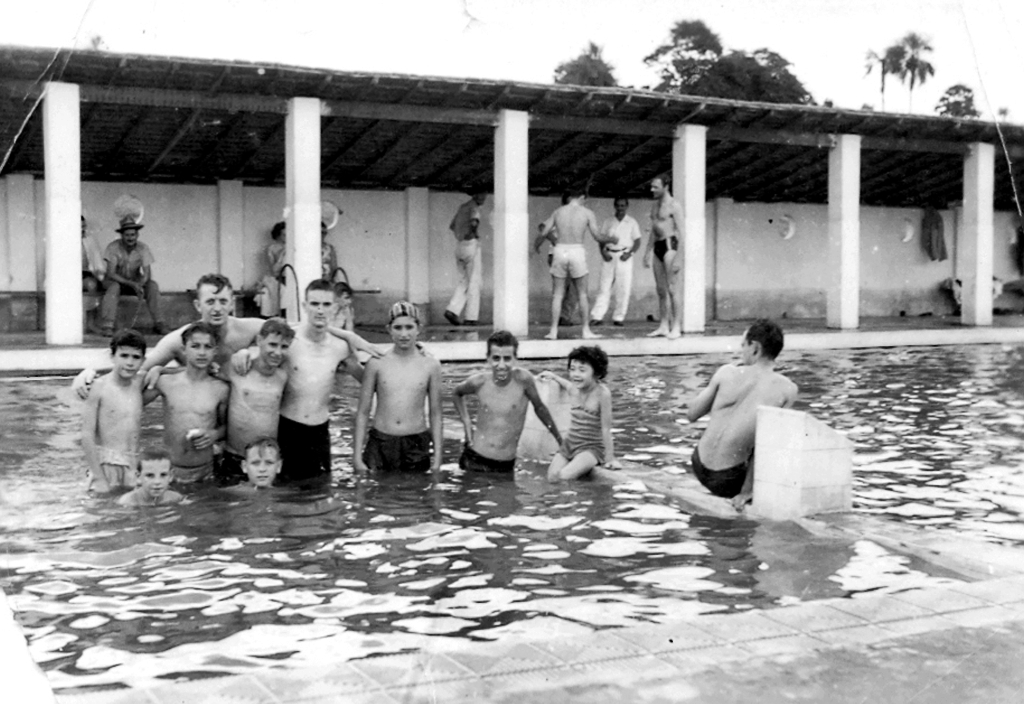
2;45;1023;347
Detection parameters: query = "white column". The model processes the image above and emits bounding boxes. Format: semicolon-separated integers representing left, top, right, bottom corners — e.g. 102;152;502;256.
404;187;431;311
493;109;529;336
960;143;995;326
826;134;861;329
43;81;82;345
672;124;707;332
284;97;321;322
3;174;36;292
217;180;245;294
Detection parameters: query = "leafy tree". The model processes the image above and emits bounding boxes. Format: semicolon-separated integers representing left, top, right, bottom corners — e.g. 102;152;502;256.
894;32;935;110
553;42;617;87
864;45;905;111
644;20;813;104
935;84;980;118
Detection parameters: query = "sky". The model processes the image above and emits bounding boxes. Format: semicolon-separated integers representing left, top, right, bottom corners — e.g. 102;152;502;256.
0;0;1022;120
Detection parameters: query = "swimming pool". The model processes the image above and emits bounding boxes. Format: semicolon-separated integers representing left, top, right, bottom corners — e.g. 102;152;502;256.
5;343;1019;691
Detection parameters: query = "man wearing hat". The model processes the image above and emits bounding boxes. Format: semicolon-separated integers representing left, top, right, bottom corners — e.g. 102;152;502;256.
99;216;166;335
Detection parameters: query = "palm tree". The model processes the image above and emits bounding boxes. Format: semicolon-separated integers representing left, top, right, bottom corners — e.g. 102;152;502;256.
865;45;905;111
894;32;935;111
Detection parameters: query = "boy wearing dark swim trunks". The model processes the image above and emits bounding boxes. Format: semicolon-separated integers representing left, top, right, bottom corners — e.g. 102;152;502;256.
686;319;798;511
353;302;443;473
453;331;562;473
540;345;620;481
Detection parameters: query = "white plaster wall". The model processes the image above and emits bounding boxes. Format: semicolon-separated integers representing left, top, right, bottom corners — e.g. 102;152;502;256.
5;174;1020;324
79;181;219;292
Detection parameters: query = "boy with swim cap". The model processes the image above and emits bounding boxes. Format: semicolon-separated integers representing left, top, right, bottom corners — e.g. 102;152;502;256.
353;302;443;472
453;330;561;473
686;318;798;510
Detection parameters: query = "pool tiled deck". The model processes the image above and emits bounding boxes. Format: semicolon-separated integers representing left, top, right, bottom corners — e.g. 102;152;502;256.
41;573;1024;703
3;314;1024;372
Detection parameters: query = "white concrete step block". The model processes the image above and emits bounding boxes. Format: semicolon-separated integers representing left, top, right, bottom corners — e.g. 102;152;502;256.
518;377;571;461
752;407;853;520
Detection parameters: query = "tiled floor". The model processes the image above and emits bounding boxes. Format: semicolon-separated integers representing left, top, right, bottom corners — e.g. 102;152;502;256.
46;574;1024;704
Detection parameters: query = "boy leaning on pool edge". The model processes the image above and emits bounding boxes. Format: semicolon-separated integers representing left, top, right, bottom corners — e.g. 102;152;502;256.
686;318;798;511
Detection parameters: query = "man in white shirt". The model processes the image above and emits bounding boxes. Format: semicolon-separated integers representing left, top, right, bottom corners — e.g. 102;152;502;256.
590;197;642;327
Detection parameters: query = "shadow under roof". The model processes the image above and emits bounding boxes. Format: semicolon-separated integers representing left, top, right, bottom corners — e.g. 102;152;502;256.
2;46;1023;209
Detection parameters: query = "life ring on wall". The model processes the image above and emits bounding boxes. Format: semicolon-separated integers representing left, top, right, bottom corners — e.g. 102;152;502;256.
778;214;795;240
902;217;915;243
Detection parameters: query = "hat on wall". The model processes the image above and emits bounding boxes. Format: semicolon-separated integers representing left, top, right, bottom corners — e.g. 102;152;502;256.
116;216;144;233
114;194;145;233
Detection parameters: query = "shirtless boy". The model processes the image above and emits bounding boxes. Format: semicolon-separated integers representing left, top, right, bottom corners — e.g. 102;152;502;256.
73;273;378;397
118;452;183;507
81;329;157;493
275;279;360;484
686;319;798;510
453;330;562;473
643;177;685;339
536;189;616;340
354;302;443;473
218;318;293;483
240;438;283;490
153;322;229;483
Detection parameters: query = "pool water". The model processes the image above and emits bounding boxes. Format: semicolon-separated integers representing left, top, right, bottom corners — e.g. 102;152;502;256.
4;343;1021;690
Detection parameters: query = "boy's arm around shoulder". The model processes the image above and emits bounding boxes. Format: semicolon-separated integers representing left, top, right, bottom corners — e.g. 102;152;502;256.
519;369;563;444
686;364;732;422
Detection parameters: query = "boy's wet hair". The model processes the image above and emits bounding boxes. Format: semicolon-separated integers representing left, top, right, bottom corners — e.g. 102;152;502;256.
195;273;232;295
259;317;295;341
389;301;421;325
181;321;221;346
567;345;609;380
140;449;170;463
305;278;335;298
271;221;285;240
334;281;353;298
244;437;281;461
745;318;784;360
110;328;147;355
487;330;519;356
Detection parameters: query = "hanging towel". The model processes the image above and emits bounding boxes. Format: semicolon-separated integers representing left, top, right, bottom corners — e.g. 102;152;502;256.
921;207;948;262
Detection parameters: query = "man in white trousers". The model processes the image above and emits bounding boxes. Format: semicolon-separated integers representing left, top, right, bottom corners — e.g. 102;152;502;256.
444;191;487;326
590;197;642;327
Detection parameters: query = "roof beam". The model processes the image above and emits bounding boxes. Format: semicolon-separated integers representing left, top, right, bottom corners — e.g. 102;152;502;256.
346;123;424;181
322;120;381;176
570;135;666;190
227;120;285;180
727;150;823;199
147;109;204;174
386;130;462;186
420;136;493;187
712;147;809;195
96;108;152;173
190;111;249;172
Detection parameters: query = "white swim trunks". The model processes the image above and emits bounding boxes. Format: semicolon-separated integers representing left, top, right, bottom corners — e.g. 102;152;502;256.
550;244;588;279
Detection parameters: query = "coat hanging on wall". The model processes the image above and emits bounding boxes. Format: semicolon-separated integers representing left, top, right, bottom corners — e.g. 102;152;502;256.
921;206;948;262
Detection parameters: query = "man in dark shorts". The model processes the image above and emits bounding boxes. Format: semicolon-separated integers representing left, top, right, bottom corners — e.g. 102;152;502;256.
276;280;361;483
686;319;798;511
643;177;684;339
452;331;562;473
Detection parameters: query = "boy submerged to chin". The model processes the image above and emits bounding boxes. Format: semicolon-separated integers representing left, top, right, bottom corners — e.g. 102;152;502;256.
240;437;283;490
118;452;183;507
539;345;619;481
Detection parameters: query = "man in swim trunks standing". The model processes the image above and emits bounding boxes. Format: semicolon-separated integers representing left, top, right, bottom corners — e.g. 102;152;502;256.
444;191;487;327
453;330;562;473
686;319;797;511
643;177;685;339
535;188;615;340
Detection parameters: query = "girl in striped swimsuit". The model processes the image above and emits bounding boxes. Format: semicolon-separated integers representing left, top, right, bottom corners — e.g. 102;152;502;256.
540;345;620;481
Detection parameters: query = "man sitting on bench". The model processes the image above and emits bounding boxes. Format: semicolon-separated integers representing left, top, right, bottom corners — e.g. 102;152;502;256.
99;216;166;336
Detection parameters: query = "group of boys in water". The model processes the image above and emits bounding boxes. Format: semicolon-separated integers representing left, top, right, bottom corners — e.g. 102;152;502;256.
77;272;796;512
